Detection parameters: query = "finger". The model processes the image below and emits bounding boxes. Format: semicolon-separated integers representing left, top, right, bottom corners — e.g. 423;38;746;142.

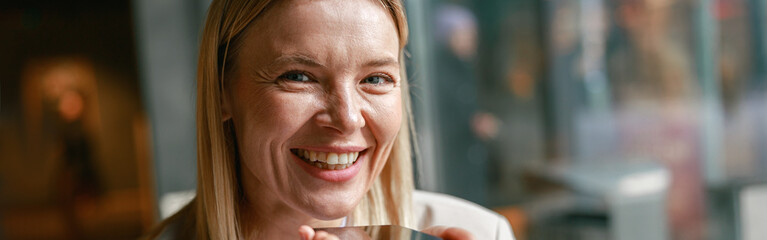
325;234;340;240
313;230;340;240
298;225;315;240
423;226;474;240
423;225;447;235
314;230;329;239
440;227;474;240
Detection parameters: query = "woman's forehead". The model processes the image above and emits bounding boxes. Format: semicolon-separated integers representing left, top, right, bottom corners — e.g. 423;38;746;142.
251;0;396;36
237;0;400;69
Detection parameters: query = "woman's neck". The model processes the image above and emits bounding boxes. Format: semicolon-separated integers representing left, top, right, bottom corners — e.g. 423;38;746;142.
238;169;345;239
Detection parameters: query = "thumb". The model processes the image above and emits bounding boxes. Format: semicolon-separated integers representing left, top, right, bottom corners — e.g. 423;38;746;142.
298;225;315;240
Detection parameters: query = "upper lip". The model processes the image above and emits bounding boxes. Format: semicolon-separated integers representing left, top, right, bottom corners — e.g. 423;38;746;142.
290;145;368;153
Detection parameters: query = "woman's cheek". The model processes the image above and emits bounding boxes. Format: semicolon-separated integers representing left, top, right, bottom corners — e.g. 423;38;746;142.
254;92;316;129
385;93;403;133
369;93;402;144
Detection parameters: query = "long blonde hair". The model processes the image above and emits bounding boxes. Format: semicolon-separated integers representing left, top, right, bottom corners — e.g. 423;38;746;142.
149;0;414;239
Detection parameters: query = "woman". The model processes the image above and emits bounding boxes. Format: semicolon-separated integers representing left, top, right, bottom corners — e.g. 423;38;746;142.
150;0;514;239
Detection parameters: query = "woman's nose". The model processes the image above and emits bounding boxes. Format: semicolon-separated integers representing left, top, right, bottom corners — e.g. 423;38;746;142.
315;85;366;135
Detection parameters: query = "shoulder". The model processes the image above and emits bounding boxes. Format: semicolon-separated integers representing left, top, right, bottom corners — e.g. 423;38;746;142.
413;190;515;240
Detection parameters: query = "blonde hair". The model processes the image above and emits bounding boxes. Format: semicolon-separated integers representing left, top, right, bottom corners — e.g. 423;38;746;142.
149;0;413;239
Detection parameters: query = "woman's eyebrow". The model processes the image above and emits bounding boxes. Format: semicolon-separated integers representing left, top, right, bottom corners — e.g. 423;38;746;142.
363;57;398;68
270;53;326;68
267;54;398;69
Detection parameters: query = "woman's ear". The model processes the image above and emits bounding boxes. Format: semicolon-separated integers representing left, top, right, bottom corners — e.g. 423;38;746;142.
221;87;233;121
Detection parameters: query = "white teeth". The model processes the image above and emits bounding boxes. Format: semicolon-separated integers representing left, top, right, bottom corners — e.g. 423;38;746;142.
339;153;348;164
295;149;362;170
327;153;339;164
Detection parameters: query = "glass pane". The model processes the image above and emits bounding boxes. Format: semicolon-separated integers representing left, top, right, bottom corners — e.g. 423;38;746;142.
418;0;767;239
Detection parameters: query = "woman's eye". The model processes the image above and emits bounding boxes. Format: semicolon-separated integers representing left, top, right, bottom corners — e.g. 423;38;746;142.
360;74;396;94
280;72;311;82
362;75;391;85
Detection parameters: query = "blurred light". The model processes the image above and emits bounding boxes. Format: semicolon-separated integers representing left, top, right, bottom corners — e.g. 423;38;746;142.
617;169;670;198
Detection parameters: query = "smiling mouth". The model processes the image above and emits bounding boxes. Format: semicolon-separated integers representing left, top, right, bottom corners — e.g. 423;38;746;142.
291;149;364;170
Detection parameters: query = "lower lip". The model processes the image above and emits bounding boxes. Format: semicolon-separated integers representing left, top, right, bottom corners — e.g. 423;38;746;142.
293;151;364;182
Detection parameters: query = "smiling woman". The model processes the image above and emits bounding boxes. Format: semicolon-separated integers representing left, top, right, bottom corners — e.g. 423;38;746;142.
147;0;514;239
225;0;406;230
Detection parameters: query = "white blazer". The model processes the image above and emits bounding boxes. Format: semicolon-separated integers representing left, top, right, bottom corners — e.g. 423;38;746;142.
414;190;516;240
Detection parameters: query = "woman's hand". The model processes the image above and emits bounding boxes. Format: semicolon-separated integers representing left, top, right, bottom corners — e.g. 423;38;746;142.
298;225;339;240
422;226;475;240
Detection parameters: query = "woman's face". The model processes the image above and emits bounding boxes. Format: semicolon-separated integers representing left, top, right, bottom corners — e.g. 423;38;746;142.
223;0;402;220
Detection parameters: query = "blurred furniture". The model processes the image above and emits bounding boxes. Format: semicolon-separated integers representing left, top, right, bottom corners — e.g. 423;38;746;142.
736;180;767;240
708;178;767;240
526;161;670;240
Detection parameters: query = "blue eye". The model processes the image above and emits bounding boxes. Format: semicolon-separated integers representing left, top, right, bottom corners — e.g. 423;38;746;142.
362;76;390;85
281;72;310;82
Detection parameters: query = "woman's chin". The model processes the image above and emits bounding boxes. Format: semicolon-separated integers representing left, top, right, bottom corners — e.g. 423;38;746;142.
299;194;360;220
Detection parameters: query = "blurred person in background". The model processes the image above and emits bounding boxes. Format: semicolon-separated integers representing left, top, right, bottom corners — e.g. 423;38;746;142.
53;88;101;239
433;3;500;205
24;60;105;239
147;0;514;239
608;0;705;239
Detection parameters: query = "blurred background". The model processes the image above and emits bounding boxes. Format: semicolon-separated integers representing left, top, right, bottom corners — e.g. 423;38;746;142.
1;0;766;239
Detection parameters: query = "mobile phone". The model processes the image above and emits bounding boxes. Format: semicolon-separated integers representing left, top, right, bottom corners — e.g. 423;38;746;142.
315;225;442;240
